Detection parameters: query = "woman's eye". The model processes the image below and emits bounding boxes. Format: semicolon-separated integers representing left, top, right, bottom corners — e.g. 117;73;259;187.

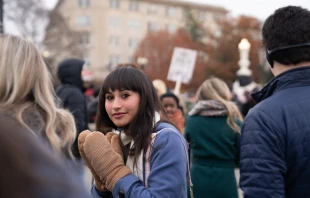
122;93;130;98
106;95;114;100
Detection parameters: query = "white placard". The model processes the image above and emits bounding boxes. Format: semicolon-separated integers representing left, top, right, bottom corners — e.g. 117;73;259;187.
167;47;197;84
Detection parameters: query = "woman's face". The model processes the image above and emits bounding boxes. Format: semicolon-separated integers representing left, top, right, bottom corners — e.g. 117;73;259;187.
161;97;178;116
105;89;140;128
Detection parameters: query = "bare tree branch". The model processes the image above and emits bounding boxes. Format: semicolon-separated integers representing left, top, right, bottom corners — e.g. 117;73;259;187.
4;0;48;48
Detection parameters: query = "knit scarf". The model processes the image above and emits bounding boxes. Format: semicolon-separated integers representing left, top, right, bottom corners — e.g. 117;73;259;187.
112;112;161;182
188;100;228;116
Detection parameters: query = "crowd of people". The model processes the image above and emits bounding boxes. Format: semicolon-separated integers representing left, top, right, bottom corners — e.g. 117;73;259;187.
0;5;310;198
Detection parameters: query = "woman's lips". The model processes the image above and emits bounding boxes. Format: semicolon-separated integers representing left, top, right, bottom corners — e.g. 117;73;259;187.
113;113;126;118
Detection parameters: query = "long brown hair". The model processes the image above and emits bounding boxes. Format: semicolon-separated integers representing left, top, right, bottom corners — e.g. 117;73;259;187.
96;64;168;167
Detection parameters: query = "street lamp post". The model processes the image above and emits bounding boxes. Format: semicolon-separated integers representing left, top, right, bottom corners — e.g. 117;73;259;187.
237;38;252;77
233;38;257;104
137;57;148;72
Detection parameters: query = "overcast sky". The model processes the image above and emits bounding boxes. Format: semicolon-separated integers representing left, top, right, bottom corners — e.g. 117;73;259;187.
45;0;310;21
185;0;310;20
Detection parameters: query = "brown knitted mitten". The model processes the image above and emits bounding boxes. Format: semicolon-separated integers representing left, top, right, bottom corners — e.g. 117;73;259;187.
105;132;123;156
78;130;107;191
82;132;132;191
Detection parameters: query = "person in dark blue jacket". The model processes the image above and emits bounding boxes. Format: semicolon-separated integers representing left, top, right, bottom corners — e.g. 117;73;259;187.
240;6;310;198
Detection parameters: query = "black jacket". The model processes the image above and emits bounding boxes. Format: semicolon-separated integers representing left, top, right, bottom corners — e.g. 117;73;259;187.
56;58;88;158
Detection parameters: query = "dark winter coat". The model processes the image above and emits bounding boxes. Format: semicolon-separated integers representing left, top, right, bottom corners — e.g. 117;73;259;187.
240;66;310;198
185;115;241;198
56;58;88;158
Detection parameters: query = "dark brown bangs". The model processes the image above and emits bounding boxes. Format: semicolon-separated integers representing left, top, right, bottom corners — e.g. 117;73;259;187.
101;66;144;95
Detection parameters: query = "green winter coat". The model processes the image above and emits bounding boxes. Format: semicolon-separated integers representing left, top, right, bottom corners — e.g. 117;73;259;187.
185;115;241;198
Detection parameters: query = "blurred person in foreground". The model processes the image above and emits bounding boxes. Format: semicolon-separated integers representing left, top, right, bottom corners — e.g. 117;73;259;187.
240;6;310;198
185;77;243;198
0;34;76;159
160;92;185;135
0;113;89;198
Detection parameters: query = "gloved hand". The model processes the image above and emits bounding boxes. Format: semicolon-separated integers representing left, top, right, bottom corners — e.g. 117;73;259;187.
105;132;123;156
79;131;132;191
79;131;124;191
78;130;106;191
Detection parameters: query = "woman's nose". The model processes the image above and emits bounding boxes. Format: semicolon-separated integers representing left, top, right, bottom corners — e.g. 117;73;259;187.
112;97;121;109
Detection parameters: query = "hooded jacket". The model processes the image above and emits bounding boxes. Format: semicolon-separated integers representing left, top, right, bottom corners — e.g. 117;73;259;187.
240;66;310;198
56;58;88;159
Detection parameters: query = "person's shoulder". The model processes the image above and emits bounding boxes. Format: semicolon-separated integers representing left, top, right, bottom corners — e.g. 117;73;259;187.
62;85;84;98
248;92;282;117
186;114;204;122
153;124;186;148
243;96;284;134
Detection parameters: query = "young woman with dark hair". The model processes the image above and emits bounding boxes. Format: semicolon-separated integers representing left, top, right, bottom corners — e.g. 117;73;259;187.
78;64;191;198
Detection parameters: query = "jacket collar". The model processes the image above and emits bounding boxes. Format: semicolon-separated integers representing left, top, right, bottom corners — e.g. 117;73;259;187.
252;66;310;103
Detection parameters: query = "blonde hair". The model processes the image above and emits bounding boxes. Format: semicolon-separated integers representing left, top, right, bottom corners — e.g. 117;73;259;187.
197;77;243;132
152;79;167;96
0;34;76;158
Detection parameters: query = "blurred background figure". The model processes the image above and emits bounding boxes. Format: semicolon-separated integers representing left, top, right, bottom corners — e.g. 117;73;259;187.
185;77;243;198
240;90;258;117
87;86;101;124
160;92;185;135
152;79;167;97
56;58;89;187
56;58;89;158
0;113;89;198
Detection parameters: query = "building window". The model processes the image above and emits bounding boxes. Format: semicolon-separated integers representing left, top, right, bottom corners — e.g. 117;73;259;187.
166;6;175;17
129;0;139;11
79;33;91;45
77;0;90;8
110;54;121;66
84;53;91;68
197;11;205;21
148;22;158;32
77;0;83;7
109;35;120;46
128;38;139;49
182;8;190;18
76;15;91;26
109;16;121;27
166;24;176;33
128;56;134;63
147;4;157;14
85;0;90;7
110;0;120;9
128;20;141;30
